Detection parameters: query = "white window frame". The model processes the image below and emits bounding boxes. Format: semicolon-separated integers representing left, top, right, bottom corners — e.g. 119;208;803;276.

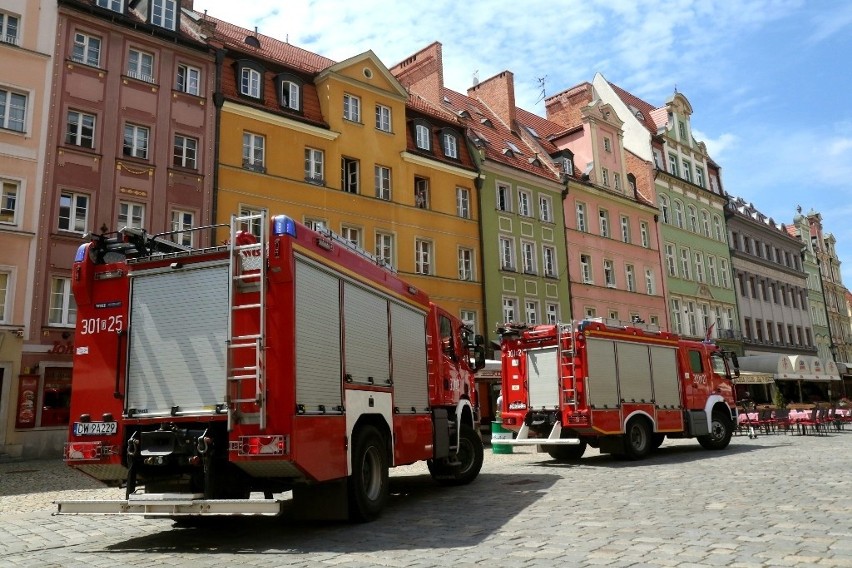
240;67;261;99
518;189;531;217
304;218;327;232
601;168;609;187
280;80;300;110
456;187;470;219
173;134;198;169
687;205;698;232
1;178;19;225
671;298;682;334
525;301;539;325
546;303;559;325
707;256;718;286
522;241;536;275
625;264;636;292
0;269;10;323
496;184;512;212
0;13;19;45
341;225;361;248
694;251;705;282
443;132;458;158
58;191;89;233
48;276;76;327
714;215;724;241
123;123;149;159
239;205;264;238
460;310;478;334
503;296;518;323
659;195;670;224
118;201;145;229
539;194;553;223
72;32;101;67
415;239;432;275
576;202;587;232
614;173;621;191
580;254;592;284
680;248;691;280
243;132;265;169
171;209;194;247
342;157;359;194
343;93;361;122
620;215;630;243
304;147;324;184
542;245;556;278
414;177;429;209
682;159;692;183
645;268;655;295
701;210;711;237
674;200;684;228
668;153;679;176
0;88;26;133
458;247;474;281
375;104;391;132
603;137;612;152
374;165;391;200
696;167;705;188
415;124;430;150
640;221;649;248
177;63;201;96
375;231;394;268
720;259;730;288
665;243;677;277
66;110;95;148
604;259;616;288
151;0;177;30
127;48;155;83
599;209;610;238
499;236;515;271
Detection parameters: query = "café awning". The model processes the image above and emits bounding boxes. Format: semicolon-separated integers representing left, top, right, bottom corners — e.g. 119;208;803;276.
737;354;840;382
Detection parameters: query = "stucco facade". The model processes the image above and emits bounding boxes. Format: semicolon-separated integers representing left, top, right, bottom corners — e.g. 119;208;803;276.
788;210;832;362
0;0;57;458
726;197;815;357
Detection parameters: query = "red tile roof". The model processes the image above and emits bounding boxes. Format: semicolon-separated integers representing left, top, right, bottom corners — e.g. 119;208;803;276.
201;13;336;73
607;81;660;135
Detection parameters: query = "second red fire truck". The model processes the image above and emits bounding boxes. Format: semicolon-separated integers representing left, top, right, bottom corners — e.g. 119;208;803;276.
57;213;485;522
495;320;740;460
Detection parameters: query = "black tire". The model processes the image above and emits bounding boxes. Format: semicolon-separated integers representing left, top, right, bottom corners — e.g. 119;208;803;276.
428;424;484;486
623;417;652;460
651;433;665;451
698;411;733;450
348;425;388;522
544;440;587;462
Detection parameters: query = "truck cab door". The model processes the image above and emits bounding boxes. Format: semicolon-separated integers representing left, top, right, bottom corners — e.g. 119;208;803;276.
438;313;462;405
683;348;710;410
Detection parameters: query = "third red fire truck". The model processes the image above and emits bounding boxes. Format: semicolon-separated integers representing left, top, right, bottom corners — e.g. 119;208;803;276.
57;212;485;522
495;320;740;460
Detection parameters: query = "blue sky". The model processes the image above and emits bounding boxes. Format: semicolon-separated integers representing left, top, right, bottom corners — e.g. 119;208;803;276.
194;0;852;283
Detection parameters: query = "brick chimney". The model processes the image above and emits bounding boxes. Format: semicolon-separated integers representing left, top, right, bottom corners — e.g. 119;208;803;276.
390;42;444;106
545;82;594;129
180;0;194;10
468;71;516;130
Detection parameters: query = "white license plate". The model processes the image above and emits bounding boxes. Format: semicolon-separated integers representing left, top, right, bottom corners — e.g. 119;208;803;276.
73;421;118;436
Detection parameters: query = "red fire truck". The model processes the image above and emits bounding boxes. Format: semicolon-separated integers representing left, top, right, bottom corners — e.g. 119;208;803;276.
57;213;485;521
494;320;739;460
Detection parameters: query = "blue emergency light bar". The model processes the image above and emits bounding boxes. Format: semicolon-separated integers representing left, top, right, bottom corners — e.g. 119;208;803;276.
75;244;88;262
272;215;297;237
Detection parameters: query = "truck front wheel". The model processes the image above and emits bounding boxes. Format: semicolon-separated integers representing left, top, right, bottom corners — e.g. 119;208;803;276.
428;424;484;486
348;425;389;522
623;417;651;460
698;411;733;450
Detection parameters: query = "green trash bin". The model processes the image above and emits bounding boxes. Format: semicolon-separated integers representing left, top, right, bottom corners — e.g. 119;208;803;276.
491;419;513;454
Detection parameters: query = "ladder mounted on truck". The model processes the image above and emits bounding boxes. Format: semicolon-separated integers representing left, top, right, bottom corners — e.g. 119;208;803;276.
557;322;579;412
226;211;268;431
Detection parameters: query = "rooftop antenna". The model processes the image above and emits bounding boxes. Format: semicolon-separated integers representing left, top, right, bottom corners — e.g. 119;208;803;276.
536;75;547;104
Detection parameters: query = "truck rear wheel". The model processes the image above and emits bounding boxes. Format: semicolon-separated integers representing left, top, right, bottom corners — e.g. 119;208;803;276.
348;425;388;522
544;440;587;462
698;411;733;450
623;417;651;460
428;424;484;486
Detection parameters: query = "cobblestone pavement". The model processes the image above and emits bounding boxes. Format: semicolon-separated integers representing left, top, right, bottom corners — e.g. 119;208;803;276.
2;430;852;567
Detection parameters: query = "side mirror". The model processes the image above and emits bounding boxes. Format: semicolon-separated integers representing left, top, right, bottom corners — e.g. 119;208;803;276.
729;352;740;378
473;345;486;371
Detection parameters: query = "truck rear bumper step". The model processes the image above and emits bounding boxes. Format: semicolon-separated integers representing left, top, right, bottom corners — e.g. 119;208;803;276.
55;495;284;516
491;421;582;446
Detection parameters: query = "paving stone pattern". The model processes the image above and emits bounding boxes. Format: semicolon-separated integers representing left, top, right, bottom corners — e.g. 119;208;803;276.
1;431;851;567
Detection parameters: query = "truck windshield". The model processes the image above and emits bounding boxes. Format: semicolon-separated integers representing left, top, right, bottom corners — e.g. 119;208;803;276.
710;353;728;376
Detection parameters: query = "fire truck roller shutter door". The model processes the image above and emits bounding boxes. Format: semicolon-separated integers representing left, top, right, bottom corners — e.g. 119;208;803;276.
616;342;653;404
126;263;229;416
389;301;429;413
343;282;390;386
649;346;680;408
526;347;560;410
295;259;343;412
585;338;619;408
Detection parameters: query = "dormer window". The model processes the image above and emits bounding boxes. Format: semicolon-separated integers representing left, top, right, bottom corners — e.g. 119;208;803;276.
506;141;522;154
441;129;459;159
414;121;431;151
95;0;123;13
276;74;302;111
150;0;177;31
480;117;493;127
237;61;264;100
